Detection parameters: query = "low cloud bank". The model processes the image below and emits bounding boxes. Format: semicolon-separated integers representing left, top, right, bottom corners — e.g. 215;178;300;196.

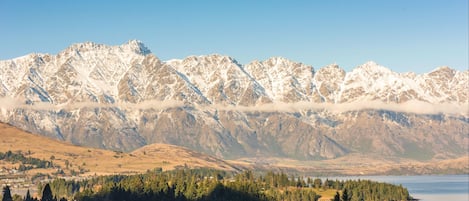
202;100;467;115
0;97;467;116
0;97;185;111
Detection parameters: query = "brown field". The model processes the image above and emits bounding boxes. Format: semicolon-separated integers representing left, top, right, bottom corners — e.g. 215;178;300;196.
0;123;237;177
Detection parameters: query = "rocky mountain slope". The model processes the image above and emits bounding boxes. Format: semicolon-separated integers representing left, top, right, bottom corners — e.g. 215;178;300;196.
0;40;467;161
0;122;238;176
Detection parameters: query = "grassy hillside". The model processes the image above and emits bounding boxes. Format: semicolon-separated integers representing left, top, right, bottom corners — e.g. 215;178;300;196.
0;123;237;177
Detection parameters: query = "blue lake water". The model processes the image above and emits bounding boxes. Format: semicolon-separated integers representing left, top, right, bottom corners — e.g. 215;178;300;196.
321;175;469;201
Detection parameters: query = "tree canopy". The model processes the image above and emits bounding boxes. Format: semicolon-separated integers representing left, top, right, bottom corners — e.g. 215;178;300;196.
30;168;410;201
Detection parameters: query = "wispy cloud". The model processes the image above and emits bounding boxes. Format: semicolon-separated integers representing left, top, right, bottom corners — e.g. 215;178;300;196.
0;97;467;116
199;100;468;115
0;98;185;111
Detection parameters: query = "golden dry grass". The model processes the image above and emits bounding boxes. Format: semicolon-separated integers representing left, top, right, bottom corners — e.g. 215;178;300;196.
0;123;237;176
314;189;339;200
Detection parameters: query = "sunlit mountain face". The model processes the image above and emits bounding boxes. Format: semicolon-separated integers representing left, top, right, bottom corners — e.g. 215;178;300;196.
0;41;467;161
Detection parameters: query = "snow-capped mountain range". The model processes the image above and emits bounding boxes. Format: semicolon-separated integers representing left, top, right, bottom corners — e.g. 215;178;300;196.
0;40;467;160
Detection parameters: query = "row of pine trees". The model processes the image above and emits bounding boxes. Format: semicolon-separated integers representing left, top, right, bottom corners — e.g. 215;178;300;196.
2;168;411;201
2;184;62;201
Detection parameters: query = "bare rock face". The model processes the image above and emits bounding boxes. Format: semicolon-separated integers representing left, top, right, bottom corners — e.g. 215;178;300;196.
0;41;467;161
312;64;346;103
245;57;314;102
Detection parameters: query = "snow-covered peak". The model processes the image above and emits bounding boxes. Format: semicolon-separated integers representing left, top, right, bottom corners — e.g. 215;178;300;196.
314;63;346;81
261;56;307;67
347;61;395;83
245;57;314;102
165;53;255;104
317;63;344;73
6;53;47;62
168;54;241;74
246;57;313;73
352;61;392;75
60;40;151;56
415;66;466;103
338;62;420;103
64;41;107;53
312;64;346;103
0;41;157;104
322;62;340;69
427;66;456;79
0;40;467;107
121;40;151;55
431;66;454;72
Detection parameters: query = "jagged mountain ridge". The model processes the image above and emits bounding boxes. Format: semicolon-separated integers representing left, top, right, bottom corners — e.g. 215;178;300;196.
0;40;467;161
1;40;467;106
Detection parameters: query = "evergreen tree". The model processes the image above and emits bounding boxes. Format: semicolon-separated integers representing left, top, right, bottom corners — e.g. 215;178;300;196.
341;188;349;201
313;178;322;189
333;191;340;201
2;186;12;201
41;184;54;201
24;190;32;201
36;169;409;201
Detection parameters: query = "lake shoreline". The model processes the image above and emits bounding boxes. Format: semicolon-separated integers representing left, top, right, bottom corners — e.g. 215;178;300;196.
317;174;468;201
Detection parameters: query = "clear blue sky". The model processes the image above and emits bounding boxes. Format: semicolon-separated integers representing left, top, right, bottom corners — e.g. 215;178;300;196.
0;0;467;73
